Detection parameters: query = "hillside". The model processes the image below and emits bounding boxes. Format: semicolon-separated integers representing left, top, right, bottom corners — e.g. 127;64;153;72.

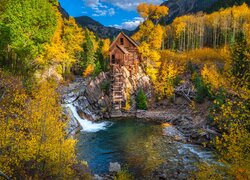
58;3;69;19
206;0;250;13
161;0;250;24
161;0;219;24
75;16;133;39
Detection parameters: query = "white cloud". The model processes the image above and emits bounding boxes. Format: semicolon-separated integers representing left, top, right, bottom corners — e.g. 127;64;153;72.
84;0;164;11
101;0;164;11
84;0;116;17
110;17;144;30
108;8;115;16
85;0;99;7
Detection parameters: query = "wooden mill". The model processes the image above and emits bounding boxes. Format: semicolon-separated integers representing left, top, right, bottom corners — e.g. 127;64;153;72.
109;32;140;112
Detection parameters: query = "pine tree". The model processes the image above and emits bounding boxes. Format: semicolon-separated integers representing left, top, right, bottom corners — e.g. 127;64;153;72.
231;32;250;85
95;41;106;72
81;29;95;70
136;89;147;110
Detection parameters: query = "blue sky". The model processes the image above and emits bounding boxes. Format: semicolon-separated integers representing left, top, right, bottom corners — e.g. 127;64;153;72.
58;0;164;30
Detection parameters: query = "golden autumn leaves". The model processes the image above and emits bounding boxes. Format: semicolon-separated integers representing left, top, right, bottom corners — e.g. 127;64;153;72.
137;3;168;22
0;74;88;179
133;4;182;98
134;3;250;178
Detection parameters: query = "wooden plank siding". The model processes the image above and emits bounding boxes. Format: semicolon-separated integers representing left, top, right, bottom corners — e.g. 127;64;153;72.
109;32;140;111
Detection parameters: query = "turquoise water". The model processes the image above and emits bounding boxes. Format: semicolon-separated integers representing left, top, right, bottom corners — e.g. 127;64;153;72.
76;118;215;178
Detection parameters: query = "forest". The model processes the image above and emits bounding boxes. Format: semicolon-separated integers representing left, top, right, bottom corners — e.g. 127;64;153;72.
0;0;249;179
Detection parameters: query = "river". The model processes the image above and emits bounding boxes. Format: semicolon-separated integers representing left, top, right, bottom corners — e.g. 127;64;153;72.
66;103;216;179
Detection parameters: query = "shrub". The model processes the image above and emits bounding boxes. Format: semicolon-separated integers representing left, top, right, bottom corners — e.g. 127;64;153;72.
136;88;147;110
100;80;110;95
83;64;94;77
94;60;102;76
124;90;132;111
201;64;225;90
114;168;133;180
193;73;211;103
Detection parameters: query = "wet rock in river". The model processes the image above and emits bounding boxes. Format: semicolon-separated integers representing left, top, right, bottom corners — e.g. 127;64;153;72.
162;123;186;142
109;162;121;172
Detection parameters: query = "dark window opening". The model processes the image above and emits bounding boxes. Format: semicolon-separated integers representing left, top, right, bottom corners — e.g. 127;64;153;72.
120;38;124;45
112;55;115;64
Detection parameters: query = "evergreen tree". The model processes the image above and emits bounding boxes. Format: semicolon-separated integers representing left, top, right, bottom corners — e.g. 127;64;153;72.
231;33;250;86
136;89;147;110
95;41;108;72
81;29;95;70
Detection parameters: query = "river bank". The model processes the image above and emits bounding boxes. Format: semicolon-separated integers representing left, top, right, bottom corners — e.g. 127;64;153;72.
60;74;218;144
60;76;219;179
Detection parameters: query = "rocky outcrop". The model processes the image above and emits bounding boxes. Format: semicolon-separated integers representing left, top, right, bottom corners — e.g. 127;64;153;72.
63;105;81;136
62;73;111;121
120;66;152;110
162;123;186;142
62;66;151;122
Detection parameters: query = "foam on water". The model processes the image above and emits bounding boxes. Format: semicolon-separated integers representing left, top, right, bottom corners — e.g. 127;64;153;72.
66;104;112;133
181;144;215;161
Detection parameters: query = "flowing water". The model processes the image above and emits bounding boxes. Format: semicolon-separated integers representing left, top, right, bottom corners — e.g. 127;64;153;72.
67;104;216;178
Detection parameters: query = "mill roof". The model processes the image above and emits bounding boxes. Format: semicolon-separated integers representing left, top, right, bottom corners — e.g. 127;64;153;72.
110;32;139;50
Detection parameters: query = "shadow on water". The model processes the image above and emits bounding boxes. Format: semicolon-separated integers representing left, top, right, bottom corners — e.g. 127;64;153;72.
76;118;215;178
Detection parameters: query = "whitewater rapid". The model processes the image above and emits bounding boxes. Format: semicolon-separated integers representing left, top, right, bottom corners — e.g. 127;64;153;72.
66;104;112;133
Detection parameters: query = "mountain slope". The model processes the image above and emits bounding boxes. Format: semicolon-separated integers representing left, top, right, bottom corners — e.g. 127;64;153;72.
75;16;133;39
205;0;250;13
161;0;250;24
161;0;219;24
58;3;69;19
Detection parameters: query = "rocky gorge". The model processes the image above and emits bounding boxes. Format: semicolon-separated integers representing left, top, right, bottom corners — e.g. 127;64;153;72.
60;66;220;179
61;69;218;145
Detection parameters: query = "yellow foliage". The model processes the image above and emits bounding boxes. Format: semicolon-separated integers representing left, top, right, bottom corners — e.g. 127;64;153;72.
155;62;184;97
63;16;84;63
212;99;250;179
185;48;227;64
137;3;149;20
201;64;225;90
83;64;94;77
162;123;171;127
165;4;250;50
0;73;81;178
151;50;185;97
132;20;163;51
37;11;83;76
123;89;131;111
114;168;133;180
132;20;155;43
148;24;164;49
193;163;225;180
138;42;161;82
137;3;168;21
102;39;111;58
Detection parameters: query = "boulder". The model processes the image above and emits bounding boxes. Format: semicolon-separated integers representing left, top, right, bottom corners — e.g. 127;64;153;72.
163;124;186;142
109;162;121;172
93;174;103;180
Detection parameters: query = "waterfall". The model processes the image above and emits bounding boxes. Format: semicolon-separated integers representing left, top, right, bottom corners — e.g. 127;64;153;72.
66;104;112;133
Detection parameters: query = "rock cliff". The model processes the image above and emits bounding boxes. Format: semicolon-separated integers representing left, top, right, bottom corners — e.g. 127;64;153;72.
62;66;151;122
